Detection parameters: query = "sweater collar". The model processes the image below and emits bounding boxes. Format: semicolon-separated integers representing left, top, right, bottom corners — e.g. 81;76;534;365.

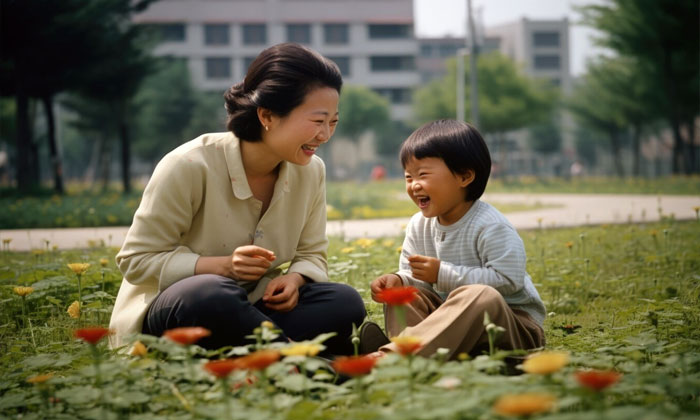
223;133;291;200
433;200;481;232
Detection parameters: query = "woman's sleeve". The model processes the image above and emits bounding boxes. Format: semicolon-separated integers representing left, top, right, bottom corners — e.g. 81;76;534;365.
287;162;329;282
116;153;203;292
435;223;526;296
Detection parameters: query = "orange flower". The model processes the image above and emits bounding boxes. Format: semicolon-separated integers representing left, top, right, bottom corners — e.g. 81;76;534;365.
376;286;418;305
203;359;243;378
237;350;280;371
74;327;111;345
332;355;377;376
27;373;54;384
575;370;622;391
492;393;555;417
129;341;148;357
163;327;211;345
390;336;422;356
565;241;574;249
520;351;569;375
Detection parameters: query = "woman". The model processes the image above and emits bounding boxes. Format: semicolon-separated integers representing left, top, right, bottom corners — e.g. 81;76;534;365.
109;43;366;354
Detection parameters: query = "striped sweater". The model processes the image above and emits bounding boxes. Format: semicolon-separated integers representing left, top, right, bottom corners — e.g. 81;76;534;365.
396;200;546;326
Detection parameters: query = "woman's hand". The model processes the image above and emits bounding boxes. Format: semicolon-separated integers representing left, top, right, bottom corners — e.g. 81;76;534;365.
407;254;440;284
370;273;403;302
231;245;276;281
262;273;306;312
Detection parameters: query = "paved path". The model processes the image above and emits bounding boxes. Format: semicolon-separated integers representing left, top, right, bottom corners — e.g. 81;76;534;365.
1;193;698;251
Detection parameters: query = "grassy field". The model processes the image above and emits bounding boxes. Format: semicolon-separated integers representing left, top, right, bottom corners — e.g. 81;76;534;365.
2;175;698;229
1;220;698;419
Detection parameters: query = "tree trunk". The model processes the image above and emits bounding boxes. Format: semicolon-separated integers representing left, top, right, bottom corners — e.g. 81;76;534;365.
119;118;131;194
686;118;697;174
99;136;112;192
631;125;641;177
609;127;625;177
15;87;39;193
41;95;64;194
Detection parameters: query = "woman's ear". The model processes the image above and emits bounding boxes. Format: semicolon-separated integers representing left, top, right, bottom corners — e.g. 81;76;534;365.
459;170;475;188
257;107;275;131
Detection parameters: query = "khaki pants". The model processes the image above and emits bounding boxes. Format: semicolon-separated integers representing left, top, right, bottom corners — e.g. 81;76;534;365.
380;284;545;360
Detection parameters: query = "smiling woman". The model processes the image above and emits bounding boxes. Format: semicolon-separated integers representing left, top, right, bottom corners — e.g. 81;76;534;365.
110;43;366;355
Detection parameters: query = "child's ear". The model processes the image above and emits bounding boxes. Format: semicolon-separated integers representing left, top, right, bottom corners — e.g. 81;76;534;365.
459;170;475;188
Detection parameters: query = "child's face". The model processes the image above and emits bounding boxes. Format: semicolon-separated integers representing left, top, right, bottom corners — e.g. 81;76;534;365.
404;156;474;226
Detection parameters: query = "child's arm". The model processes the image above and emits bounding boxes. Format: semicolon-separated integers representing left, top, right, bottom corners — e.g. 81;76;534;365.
434;223;527;296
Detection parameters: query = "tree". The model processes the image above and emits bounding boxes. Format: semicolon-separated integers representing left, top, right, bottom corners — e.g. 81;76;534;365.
414;52;558;169
0;0;154;193
581;0;700;174
133;59;197;167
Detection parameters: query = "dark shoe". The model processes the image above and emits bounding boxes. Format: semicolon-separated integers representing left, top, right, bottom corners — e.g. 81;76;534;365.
358;321;390;354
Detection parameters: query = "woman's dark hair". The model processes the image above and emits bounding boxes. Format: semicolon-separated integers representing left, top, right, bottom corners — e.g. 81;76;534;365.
224;43;343;141
399;119;491;202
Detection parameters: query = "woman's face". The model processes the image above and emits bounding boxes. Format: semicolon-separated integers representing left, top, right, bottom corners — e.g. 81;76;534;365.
264;86;339;166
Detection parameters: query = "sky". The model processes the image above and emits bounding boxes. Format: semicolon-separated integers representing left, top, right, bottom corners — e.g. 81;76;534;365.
414;0;606;76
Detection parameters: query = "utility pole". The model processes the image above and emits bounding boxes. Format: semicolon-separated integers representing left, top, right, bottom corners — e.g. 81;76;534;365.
466;0;480;128
456;48;467;123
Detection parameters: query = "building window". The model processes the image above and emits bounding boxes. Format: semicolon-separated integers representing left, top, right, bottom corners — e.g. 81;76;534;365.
204;24;229;46
243;24;267;45
205;57;230;79
243;56;257;72
438;44;459;57
368;24;412;39
150;23;186;42
420;44;434;57
324;23;349;44
286;24;311;44
370;56;415;71
327;56;350;76
533;32;560;47
373;88;412;104
534;54;561;70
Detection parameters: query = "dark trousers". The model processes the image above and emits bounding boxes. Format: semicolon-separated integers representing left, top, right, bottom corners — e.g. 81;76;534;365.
143;275;366;355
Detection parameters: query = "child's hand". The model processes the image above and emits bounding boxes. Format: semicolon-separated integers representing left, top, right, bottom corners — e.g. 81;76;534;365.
370;274;403;302
407;255;440;284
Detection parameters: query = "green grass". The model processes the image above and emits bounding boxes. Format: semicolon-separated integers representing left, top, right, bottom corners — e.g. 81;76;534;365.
1;221;699;419
2;175;698;229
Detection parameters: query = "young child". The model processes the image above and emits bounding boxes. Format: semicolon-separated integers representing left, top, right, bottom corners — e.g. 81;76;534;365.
368;119;546;359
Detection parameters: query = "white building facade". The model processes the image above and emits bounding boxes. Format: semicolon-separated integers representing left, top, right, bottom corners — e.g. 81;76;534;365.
134;0;419;120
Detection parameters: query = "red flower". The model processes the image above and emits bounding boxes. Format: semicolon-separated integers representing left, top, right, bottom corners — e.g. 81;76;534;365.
332;355;378;376
376;286;419;305
163;327;211;345
74;327;111;345
575;370;622;391
237;350;280;371
203;359;242;378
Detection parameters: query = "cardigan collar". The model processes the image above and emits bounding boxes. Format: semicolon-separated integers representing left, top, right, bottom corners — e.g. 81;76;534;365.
223;133;291;200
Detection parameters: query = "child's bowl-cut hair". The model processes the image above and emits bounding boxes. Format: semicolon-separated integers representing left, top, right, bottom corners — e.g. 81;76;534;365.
399;119;491;202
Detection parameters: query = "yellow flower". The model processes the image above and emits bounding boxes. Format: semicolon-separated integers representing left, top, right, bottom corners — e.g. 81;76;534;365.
31;249;45;256
129;341;148;357
492;393;555;417
390;335;423;355
67;301;80;319
521;351;569;375
67;263;90;275
457;352;469;361
353;238;375;249
26;373;54;384
649;230;658;237
382;239;395;248
280;343;322;357
565;241;574;249
2;238;11;245
340;247;355;254
261;321;275;329
13;286;34;297
396;246;403;254
99;258;109;267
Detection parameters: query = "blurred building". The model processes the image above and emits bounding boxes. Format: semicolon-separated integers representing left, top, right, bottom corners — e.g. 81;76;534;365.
133;0;419;120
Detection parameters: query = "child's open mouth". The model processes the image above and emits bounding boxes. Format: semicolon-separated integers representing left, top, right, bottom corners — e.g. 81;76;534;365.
417;196;430;209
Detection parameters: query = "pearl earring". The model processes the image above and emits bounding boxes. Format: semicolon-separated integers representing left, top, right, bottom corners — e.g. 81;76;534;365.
264;125;269;131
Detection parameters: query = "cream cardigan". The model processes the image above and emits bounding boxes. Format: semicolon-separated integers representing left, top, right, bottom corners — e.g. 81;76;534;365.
109;132;328;348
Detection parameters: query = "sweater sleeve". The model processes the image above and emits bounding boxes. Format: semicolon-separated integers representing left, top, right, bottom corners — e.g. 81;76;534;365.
287;161;329;283
116;153;202;292
435;223;526;296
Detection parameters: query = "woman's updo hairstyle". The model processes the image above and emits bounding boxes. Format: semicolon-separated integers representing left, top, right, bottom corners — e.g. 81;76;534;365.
224;43;343;142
